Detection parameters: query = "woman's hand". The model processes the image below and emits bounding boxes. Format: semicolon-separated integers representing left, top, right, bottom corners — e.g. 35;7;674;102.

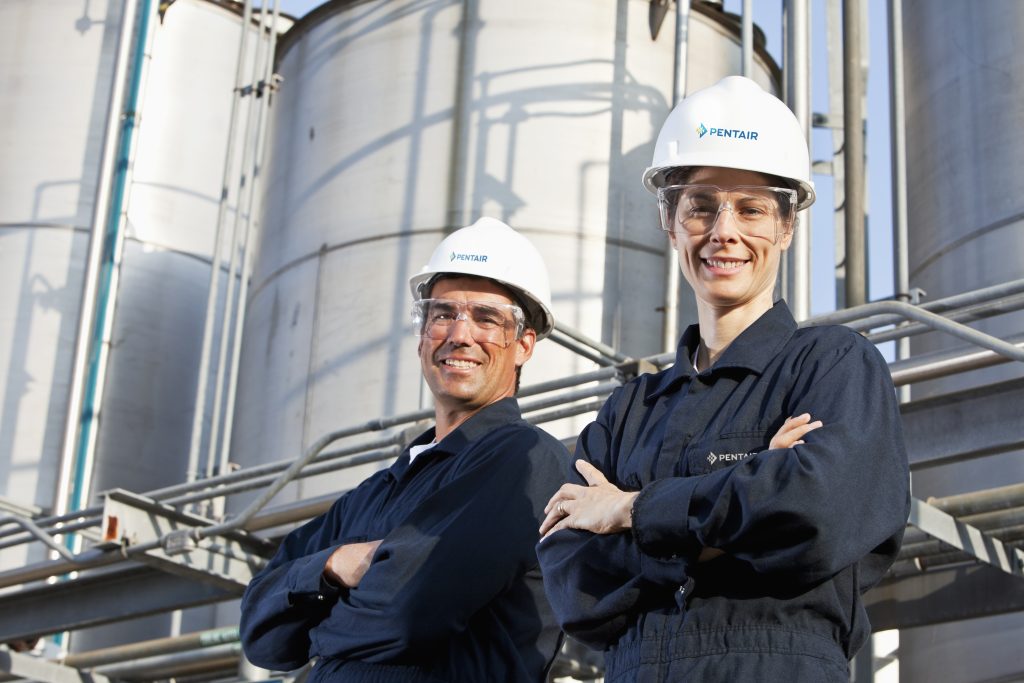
540;460;639;539
770;413;822;449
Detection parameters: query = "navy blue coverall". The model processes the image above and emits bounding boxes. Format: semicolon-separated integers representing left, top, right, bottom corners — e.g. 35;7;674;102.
240;398;570;682
537;302;910;682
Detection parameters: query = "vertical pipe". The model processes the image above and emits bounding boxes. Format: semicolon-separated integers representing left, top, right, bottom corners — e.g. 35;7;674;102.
185;0;254;485
741;0;753;77
888;0;911;402
216;0;282;513
851;634;875;683
69;0;158;531
663;0;690;352
54;0;140;525
205;3;268;483
843;0;866;308
784;0;812;320
826;0;846;309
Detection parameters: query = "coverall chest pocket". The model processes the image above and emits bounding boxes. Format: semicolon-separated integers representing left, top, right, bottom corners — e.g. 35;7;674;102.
684;431;770;475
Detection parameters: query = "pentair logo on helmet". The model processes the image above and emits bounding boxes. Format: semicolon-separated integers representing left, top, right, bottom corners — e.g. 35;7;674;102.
449;251;488;263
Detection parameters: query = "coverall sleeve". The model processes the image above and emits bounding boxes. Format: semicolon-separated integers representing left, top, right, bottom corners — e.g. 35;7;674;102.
306;432;567;663
537;396;689;650
239;495;350;671
631;335;911;587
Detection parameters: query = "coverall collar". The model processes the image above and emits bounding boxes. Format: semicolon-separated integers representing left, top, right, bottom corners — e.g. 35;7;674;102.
646;300;798;402
390;398;523;478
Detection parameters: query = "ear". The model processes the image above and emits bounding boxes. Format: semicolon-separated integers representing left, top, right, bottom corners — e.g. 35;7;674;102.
514;328;537;367
667;230;680;251
777;222;795;251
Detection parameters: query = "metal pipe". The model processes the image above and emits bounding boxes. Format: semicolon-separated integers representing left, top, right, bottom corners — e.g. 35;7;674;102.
167;445;404;509
205;1;270;486
61;627;239;669
529;398;609;427
809;300;1024;362
71;0;159;541
888;0;910;401
784;0;812;321
812;278;1024;331
889;332;1024;386
53;0;140;531
928;482;1024;518
518;366;622;398
93;643;241;679
866;291;1024;345
185;0;254;485
519;381;621;415
200;408;428;536
553;323;630;363
215;1;282;506
663;0;691;352
0;516;76;560
842;0;866;307
549;331;618;367
741;0;754;77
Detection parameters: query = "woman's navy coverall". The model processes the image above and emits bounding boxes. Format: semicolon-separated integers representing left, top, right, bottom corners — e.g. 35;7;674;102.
538;302;910;682
241;398;570;682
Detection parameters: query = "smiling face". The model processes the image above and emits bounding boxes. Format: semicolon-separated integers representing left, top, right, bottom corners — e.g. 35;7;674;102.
418;276;535;428
668;166;794;318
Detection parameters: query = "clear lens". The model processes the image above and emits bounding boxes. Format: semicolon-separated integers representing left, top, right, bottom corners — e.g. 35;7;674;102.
657;184;797;243
411;299;525;347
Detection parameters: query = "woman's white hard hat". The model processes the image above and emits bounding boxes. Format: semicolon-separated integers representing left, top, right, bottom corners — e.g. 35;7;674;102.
642;75;816;210
409;217;555;339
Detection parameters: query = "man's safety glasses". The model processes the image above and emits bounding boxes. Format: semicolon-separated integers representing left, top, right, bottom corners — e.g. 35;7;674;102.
411;299;525;347
656;184;797;244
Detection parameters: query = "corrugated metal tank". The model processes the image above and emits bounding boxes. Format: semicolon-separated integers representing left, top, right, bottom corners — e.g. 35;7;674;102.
0;0;284;645
900;1;1024;681
230;0;780;506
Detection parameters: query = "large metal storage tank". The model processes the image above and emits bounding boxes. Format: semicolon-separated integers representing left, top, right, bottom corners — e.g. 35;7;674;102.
0;0;285;647
0;0;135;569
230;0;781;506
900;1;1024;681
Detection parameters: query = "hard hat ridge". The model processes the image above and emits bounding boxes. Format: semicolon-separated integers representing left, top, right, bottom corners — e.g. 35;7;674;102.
642;75;816;210
409;217;555;339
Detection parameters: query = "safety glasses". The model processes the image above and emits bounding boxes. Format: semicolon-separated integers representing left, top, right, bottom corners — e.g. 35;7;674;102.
411;299;525;347
656;184;797;244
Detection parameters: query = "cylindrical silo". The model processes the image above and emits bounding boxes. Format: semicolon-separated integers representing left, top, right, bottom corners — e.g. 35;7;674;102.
230;0;781;507
900;2;1024;682
0;0;287;648
0;0;133;570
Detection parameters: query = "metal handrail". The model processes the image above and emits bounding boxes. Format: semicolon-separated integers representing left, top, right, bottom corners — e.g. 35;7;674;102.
1;291;1022;586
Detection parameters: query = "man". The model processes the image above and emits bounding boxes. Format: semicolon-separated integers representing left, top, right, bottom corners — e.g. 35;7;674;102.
537;76;910;681
240;217;571;682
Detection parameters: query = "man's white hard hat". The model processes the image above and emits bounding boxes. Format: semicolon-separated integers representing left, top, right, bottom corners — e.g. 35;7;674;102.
642;75;816;210
409;217;555;339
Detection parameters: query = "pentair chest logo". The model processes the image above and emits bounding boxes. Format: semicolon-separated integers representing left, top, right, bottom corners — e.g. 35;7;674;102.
707;450;756;465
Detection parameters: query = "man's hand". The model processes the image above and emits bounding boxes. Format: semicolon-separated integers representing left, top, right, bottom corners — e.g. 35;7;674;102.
770;413;822;449
540;460;639;539
324;540;383;588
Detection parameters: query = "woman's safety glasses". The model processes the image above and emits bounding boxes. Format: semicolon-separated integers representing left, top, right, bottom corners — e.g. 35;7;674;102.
411;299;525;348
656;184;797;244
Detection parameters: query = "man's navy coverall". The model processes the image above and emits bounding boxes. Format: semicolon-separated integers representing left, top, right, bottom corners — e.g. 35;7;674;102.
538;301;910;682
241;398;570;682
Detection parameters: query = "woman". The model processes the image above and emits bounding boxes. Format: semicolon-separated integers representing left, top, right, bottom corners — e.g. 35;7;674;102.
537;76;909;682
